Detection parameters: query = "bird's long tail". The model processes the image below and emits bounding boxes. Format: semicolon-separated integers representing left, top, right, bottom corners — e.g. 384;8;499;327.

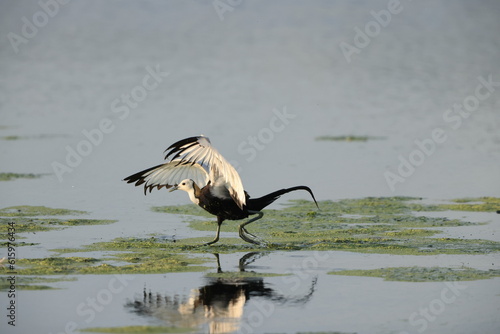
246;186;319;212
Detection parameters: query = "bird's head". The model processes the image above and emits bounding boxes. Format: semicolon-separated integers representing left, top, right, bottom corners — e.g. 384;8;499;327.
169;179;195;193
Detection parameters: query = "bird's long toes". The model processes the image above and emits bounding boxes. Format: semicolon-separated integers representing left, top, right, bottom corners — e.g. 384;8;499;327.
204;239;219;246
239;230;255;244
239;230;268;246
251;238;269;247
242;236;261;246
242;227;257;238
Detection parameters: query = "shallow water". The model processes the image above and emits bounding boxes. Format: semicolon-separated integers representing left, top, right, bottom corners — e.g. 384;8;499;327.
6;251;500;334
1;0;500;333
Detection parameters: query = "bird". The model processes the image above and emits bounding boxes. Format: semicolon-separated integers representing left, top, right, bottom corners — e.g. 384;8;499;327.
123;135;318;245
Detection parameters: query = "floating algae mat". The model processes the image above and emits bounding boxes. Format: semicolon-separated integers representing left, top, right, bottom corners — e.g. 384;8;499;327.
1;205;121;288
0;205;114;244
10;253;209;276
0;205;87;217
1;198;499;282
1;245;209;278
0;275;77;291
0;205;209;278
315;135;385;142
0;133;70;141
0;172;45;181
151;197;500;254
329;266;500;282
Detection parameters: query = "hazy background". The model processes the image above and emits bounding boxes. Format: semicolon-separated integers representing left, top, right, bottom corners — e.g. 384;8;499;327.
1;1;500;333
1;0;499;214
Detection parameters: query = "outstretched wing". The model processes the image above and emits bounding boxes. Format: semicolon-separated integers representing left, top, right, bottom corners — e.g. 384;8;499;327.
165;136;246;209
123;160;209;195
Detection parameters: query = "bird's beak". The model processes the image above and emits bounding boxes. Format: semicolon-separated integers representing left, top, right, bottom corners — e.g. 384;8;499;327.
169;185;178;192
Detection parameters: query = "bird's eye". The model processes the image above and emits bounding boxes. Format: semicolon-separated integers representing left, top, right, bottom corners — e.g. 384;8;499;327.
182;182;185;185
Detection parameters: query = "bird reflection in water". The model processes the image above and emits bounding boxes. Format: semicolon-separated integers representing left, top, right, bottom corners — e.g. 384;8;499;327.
125;252;317;333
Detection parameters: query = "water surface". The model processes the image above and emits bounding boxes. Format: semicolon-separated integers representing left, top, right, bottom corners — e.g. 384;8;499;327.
1;1;499;333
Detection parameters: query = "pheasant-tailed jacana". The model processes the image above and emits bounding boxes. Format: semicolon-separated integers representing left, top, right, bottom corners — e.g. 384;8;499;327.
123;136;318;245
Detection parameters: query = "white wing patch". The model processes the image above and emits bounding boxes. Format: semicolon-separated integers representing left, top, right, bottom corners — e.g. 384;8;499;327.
124;159;209;194
165;136;246;209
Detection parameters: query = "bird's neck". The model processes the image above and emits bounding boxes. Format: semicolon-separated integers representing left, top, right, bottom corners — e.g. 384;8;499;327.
187;182;202;205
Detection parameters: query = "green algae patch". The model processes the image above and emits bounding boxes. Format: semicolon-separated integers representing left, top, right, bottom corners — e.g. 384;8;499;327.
0;217;116;243
0;211;207;275
51;238;212;274
0;205;87;217
1;134;70;141
0;135;21;140
289;196;499;214
4;250;209;275
81;326;193;333
437;197;500;212
315;135;385;142
6;257;100;275
329;267;500;282
0;205;113;244
55;218;116;226
0;172;45;181
0;206;168;275
0;276;77;291
279;197;428;215
150;197;500;255
384;229;437;237
2;217;115;231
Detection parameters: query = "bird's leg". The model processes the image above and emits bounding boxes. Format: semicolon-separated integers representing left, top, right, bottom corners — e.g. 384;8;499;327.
205;217;223;246
213;253;222;273
240;211;262;238
239;211;265;245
